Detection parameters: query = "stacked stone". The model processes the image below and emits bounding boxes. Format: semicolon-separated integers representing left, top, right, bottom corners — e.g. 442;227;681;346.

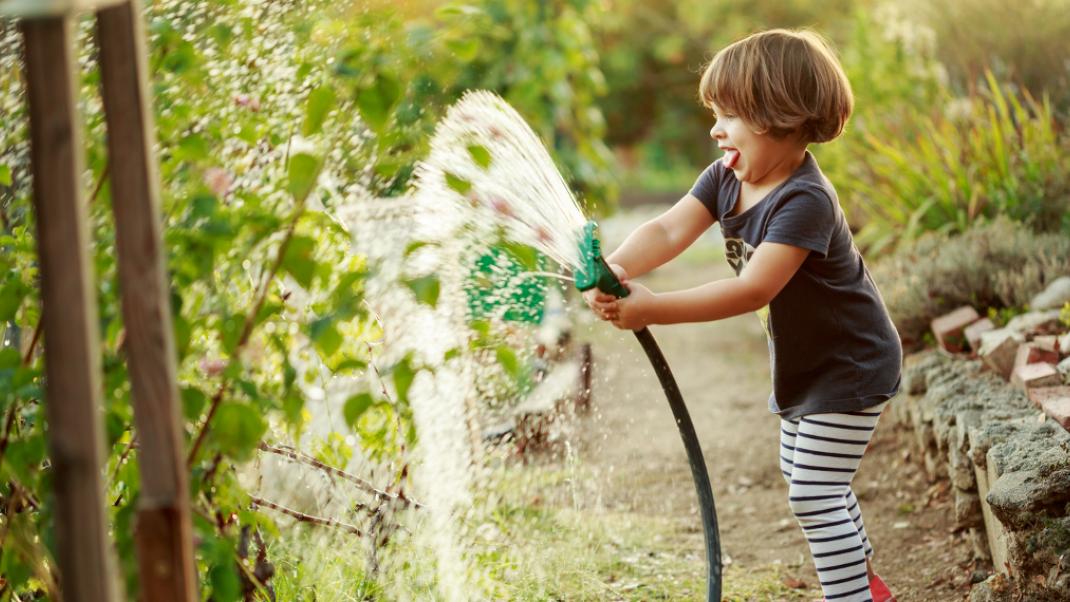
897;351;1070;601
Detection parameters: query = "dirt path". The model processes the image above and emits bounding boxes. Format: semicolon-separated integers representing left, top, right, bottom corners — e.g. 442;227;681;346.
566;208;976;600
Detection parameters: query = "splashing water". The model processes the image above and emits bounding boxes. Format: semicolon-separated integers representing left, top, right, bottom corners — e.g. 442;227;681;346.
262;90;598;600
412;90;591;272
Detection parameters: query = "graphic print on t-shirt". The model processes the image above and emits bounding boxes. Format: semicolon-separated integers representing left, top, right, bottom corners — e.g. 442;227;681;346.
724;234;771;336
725;236;755;275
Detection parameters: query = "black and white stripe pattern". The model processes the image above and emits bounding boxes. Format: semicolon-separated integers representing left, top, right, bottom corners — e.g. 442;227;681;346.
779;401;888;601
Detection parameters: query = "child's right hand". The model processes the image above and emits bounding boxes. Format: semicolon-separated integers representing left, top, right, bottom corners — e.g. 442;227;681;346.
582;263;629;321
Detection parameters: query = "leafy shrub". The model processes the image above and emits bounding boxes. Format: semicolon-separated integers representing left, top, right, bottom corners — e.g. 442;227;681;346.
869;216;1070;348
851;73;1070;254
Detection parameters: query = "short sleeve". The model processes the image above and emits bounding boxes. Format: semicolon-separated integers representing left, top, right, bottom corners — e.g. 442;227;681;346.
763;189;835;257
688;161;722;220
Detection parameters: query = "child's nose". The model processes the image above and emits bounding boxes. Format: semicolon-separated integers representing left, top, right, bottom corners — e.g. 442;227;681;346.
709;125;723;140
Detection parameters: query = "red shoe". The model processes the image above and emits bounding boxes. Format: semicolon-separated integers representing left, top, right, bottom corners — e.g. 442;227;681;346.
869;573;896;602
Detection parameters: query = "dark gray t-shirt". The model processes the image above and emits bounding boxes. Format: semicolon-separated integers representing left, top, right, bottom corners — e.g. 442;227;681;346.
689;151;901;419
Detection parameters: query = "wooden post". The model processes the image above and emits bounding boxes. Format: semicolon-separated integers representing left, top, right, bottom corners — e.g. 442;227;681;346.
96;2;197;600
21;15;121;602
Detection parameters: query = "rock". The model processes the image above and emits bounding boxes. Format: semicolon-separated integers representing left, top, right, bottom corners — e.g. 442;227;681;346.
949;441;977;490
986;468;1070;530
1029;276;1070;310
932;306;981;353
965;317;996;353
1029;386;1070;430
955;488;984;529
1060;333;1070;356
1011;363;1061;389
1059;357;1070;381
969;573;1012;602
1005;309;1062;337
980;329;1025;380
968;526;991;562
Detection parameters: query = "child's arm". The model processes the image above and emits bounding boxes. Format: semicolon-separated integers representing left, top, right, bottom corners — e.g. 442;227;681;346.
610;241;810;329
604;194;715;279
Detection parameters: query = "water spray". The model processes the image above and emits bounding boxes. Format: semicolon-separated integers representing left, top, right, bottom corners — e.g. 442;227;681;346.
417;90;722;600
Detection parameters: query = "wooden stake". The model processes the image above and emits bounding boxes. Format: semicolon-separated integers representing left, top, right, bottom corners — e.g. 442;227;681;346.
96;2;196;599
21;15;120;601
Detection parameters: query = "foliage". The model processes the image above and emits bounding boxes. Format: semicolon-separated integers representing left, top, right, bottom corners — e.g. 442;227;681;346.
851;73;1070;253
869;216;1070;349
593;0;860;180
893;0;1070;113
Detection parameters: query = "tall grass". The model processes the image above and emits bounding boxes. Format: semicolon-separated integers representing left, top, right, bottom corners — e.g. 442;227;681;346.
853;72;1070;254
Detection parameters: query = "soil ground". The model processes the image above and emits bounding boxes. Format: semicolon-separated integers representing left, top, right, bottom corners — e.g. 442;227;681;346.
534;206;979;601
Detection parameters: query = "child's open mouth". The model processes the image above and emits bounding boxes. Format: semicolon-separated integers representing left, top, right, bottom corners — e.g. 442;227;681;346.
722;148;740;169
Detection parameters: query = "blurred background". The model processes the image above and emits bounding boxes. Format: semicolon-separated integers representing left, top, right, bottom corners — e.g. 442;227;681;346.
312;0;1070;249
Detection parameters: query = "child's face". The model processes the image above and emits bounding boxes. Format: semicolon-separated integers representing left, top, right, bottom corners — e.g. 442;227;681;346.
709;105;802;186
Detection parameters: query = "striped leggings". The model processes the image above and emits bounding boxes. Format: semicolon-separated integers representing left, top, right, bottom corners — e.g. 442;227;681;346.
779;401;889;602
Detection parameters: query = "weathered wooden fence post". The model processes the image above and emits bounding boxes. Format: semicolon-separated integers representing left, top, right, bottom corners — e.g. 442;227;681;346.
15;4;122;600
96;1;198;599
7;0;199;597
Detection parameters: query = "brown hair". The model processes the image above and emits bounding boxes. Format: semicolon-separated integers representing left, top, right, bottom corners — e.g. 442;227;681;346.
698;29;853;143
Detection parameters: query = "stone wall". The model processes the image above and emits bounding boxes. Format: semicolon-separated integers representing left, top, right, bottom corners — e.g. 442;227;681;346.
894;351;1070;601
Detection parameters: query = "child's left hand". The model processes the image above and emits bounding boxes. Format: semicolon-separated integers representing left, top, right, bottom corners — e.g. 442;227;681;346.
611;281;656;331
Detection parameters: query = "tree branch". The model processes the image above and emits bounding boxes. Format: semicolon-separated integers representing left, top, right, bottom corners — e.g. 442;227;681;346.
257;442;423;510
249;495;363;537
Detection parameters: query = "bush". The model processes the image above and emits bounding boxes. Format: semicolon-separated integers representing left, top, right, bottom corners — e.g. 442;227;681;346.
869;216;1070;349
851;73;1070;254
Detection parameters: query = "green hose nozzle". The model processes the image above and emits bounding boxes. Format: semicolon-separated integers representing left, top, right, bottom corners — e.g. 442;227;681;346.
575;221;630;298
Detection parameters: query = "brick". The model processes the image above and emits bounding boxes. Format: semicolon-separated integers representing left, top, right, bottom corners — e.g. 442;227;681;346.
979;329;1024;380
1032;335;1059;353
964;318;995;353
1011;362;1061;389
1013;342;1060;371
1029;386;1070;430
931;306;981;353
1027;385;1070;407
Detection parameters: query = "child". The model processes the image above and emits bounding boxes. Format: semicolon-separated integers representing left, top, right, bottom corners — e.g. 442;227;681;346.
584;29;902;602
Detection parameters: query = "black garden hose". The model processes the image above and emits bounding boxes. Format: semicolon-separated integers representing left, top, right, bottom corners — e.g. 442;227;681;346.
633;326;721;601
575;221;721;600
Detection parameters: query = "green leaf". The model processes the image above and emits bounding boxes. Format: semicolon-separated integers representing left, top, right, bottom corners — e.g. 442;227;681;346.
344;392;374;428
392;358;416;405
303;85;336;136
180;386;207;421
0;276;26;322
331;358;368;374
282;394;304;427
286;152;321;200
444;172;471;195
282;235;317;289
496;345;520;377
5;436;45;484
219;314;244;355
0;346;20;370
502;242;540;272
212;402;267;461
404;275;440;308
356;73;402;131
0;164;11;186
309;316;343;358
447;37;481;62
404;241;432;256
467;144;492;169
